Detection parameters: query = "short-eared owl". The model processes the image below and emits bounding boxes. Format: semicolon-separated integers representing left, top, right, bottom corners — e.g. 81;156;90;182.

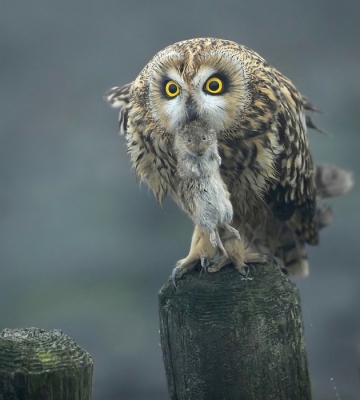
105;38;353;279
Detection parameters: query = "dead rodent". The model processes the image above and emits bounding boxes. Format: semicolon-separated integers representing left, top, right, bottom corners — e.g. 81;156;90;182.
173;123;240;255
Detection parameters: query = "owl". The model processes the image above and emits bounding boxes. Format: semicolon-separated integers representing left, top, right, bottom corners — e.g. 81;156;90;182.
105;38;352;279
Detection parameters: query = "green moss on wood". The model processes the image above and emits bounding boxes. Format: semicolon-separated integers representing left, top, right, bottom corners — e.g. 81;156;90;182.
0;328;93;400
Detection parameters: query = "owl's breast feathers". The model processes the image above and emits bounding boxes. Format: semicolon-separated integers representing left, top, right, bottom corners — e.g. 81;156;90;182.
105;41;318;245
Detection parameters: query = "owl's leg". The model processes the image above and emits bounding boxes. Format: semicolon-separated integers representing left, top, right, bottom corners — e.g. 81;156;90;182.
172;226;218;285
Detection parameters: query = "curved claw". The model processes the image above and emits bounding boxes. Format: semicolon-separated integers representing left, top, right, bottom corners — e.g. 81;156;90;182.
240;265;253;281
264;253;279;266
171;267;179;288
199;257;209;278
201;257;208;271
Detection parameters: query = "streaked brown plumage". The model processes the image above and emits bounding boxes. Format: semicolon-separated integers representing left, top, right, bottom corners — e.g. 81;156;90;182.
105;38;353;278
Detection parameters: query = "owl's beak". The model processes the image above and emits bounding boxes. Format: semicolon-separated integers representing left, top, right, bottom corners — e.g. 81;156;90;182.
185;98;199;122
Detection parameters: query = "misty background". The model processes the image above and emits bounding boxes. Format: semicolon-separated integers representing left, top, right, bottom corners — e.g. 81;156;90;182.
0;1;359;399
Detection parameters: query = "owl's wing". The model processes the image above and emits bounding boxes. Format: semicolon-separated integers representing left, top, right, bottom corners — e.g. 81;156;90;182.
104;82;134;135
265;72;318;245
270;162;353;276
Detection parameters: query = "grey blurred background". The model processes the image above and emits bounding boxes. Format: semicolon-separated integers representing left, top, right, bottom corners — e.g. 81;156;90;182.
0;1;359;399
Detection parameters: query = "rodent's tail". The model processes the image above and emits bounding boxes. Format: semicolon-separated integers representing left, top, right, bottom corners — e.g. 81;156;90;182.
280;163;353;277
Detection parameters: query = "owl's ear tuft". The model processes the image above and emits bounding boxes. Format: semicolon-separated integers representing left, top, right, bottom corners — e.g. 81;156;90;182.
104;82;133;108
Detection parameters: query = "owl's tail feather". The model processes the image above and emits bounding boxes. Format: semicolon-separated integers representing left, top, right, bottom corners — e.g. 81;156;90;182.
315;163;354;229
279;163;353;276
315;163;354;200
277;234;309;277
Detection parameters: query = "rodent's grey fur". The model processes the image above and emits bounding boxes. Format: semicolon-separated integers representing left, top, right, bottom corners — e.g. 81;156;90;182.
173;122;240;255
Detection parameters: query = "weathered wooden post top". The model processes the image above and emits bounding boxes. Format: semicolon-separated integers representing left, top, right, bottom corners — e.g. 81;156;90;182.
0;327;93;400
159;264;311;400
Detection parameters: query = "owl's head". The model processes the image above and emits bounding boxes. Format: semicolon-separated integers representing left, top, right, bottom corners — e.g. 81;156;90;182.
137;38;252;135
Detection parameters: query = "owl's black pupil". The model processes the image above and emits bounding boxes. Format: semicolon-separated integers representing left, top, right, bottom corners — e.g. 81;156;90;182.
209;80;219;91
168;83;177;93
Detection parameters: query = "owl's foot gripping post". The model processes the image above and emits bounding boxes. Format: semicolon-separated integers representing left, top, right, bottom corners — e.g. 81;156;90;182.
172;256;210;287
172;226;218;287
172;226;271;286
207;236;270;278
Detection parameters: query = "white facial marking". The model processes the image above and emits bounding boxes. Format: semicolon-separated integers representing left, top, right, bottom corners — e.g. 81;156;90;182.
150;54;239;132
159;69;186;128
193;67;228;129
163;92;185;127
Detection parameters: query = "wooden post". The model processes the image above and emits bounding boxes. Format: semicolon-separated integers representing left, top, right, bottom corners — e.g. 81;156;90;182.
0;327;93;400
159;264;312;400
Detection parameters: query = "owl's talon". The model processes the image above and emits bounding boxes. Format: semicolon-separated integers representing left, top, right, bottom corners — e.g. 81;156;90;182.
200;257;209;274
171;266;180;288
264;253;279;266
171;259;197;288
240;265;253;281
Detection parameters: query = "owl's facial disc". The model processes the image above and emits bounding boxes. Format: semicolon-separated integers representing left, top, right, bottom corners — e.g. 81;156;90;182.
153;68;229;132
149;50;248;134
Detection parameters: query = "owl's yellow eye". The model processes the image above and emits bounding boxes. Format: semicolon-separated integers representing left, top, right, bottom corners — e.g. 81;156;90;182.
204;77;223;94
165;80;180;98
